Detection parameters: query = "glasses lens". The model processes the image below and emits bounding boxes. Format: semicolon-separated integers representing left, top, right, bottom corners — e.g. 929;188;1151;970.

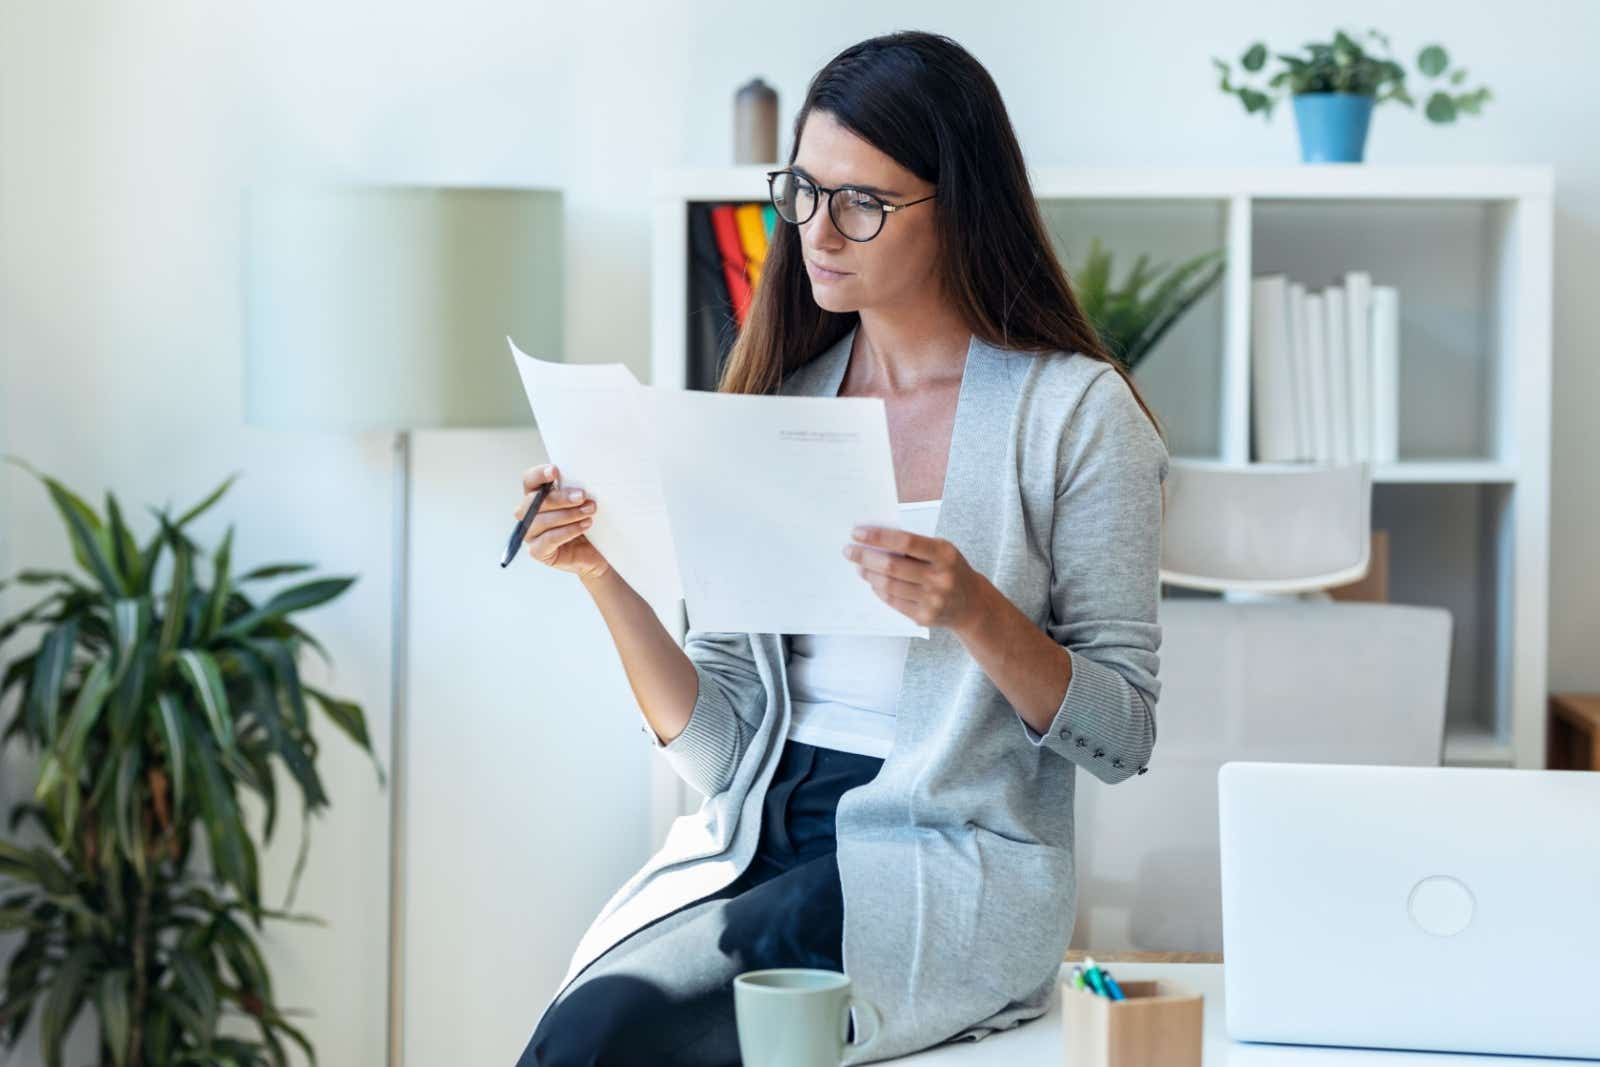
832;189;885;241
770;172;815;224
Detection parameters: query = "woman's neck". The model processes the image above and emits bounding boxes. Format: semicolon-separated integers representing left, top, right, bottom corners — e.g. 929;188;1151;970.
852;304;970;394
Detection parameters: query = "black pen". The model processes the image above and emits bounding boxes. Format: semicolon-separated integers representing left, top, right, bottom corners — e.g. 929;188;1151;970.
501;480;556;568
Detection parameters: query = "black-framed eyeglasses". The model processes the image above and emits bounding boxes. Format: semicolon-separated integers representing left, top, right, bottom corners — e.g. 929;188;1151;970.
765;168;936;243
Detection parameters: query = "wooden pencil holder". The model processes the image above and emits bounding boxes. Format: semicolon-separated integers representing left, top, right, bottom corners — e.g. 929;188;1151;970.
1061;976;1203;1067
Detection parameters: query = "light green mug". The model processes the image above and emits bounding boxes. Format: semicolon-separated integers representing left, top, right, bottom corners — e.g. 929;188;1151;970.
733;968;881;1067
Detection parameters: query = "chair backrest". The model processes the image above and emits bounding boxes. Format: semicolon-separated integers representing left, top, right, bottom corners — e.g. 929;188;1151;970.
1068;598;1452;955
1161;461;1372;593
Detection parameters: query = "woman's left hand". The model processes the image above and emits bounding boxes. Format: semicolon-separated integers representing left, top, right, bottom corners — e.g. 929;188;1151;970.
843;525;988;631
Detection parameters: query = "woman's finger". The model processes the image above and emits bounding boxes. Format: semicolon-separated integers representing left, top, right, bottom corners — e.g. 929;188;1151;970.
530;515;594;559
521;462;560;494
858;564;923;601
524;501;596;540
848;544;930;583
515;483;589;519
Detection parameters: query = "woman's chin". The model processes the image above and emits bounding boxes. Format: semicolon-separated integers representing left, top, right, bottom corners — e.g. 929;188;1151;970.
810;287;858;314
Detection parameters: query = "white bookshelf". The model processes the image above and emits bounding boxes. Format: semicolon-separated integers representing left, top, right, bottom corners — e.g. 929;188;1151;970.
648;165;1553;798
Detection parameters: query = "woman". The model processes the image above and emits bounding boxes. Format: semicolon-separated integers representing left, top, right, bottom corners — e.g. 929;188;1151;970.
513;30;1167;1067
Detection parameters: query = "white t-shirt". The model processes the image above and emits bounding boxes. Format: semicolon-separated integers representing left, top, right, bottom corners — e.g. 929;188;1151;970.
784;498;942;758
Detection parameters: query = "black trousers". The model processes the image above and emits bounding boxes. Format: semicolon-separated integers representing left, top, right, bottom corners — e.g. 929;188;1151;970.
516;739;885;1067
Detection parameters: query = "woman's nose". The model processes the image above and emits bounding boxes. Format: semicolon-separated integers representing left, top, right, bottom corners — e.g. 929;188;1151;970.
801;208;845;248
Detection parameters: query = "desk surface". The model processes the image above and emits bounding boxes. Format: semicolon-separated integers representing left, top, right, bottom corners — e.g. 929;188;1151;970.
889;963;1579;1065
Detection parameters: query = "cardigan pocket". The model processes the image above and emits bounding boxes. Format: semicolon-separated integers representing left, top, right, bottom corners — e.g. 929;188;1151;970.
968;827;1074;1007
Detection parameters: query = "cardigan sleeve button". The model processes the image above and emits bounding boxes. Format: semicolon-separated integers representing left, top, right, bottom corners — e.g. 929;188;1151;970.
1075;737;1087;748
1112;758;1124;768
1137;766;1149;775
1092;749;1105;759
1058;727;1070;738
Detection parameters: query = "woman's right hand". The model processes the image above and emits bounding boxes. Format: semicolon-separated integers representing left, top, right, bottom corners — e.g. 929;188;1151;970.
517;463;612;581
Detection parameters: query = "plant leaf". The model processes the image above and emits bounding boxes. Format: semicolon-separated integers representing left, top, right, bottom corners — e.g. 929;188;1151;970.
25;619;79;746
176;650;235;755
153;692;188;821
236;562;315;583
203;525;235;641
106;596;148;690
105;492;143;592
304;684;383;785
216;577;356;640
96;968;132;1067
40;942;95;1067
159;522;192;656
114;747;145;881
175;472;241;530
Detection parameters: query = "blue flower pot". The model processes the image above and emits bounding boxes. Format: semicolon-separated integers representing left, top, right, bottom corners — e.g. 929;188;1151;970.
1292;92;1374;163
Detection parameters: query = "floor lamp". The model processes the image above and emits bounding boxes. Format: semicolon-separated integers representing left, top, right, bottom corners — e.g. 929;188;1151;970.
241;184;564;1067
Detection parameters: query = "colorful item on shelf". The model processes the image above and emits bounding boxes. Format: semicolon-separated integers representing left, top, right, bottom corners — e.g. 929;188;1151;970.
708;204;753;327
734;203;770;289
687;203;738;390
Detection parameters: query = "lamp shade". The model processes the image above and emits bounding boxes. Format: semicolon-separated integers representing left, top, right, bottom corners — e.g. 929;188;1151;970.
242;185;562;431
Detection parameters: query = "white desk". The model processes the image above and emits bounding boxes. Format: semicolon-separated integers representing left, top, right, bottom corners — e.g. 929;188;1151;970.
890;963;1583;1065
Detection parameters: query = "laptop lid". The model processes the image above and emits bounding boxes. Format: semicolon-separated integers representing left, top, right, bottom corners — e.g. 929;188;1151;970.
1218;760;1600;1059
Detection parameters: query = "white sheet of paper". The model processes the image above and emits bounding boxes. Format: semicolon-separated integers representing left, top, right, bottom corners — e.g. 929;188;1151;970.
507;337;923;636
507;338;683;610
652;388;923;637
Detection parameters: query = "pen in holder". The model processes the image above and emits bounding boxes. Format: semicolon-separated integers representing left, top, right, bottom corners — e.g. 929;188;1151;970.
1062;973;1203;1067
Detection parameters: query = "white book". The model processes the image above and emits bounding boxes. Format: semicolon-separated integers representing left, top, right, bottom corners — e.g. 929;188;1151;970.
1344;271;1374;461
1370;285;1401;464
1287;282;1313;461
1325;285;1350;463
1250;274;1300;461
1305;291;1330;462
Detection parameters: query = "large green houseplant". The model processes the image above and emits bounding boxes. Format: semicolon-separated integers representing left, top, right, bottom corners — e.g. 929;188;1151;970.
0;459;382;1067
1069;238;1225;373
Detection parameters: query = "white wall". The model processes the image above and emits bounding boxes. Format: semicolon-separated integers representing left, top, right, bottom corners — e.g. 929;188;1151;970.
2;1;1597;1064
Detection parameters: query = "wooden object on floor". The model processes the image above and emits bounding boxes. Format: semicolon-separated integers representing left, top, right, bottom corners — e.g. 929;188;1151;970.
1548;693;1600;771
1062;977;1203;1067
1327;528;1389;602
1065;950;1223;965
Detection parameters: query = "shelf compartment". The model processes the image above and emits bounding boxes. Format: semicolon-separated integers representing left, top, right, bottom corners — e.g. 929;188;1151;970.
1037;197;1232;460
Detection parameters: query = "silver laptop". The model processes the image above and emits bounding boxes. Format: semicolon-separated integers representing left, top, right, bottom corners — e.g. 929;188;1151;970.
1218;760;1600;1059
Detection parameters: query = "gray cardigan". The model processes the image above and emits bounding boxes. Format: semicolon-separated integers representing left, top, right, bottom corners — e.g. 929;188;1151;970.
550;324;1168;1063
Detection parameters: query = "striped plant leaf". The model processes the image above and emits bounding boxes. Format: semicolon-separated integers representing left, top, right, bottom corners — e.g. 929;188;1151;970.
173;472;240;530
202;525;235;641
159;525;192;656
25;618;77;746
107;597;146;689
216;577;356;641
152;692;188;820
176;650;234;755
39;942;94;1067
94;968;131;1067
105;491;143;592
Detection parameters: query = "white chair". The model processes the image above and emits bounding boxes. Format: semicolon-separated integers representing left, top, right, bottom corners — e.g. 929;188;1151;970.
1069;599;1452;954
1160;460;1372;594
1068;459;1446;955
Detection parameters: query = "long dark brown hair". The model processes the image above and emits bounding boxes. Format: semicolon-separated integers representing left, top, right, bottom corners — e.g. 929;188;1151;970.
716;30;1162;439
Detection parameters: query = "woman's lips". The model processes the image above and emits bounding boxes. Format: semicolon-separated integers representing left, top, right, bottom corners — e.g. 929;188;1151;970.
808;261;851;281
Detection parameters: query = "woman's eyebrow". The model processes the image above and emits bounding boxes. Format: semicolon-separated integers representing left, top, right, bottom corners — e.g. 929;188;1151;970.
790;164;901;198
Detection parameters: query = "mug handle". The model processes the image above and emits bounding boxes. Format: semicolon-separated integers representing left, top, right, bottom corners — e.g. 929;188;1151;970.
843;994;881;1050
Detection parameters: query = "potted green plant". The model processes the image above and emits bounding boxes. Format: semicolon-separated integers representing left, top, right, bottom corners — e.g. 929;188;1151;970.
1069;238;1225;373
1212;28;1491;162
0;459;382;1067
